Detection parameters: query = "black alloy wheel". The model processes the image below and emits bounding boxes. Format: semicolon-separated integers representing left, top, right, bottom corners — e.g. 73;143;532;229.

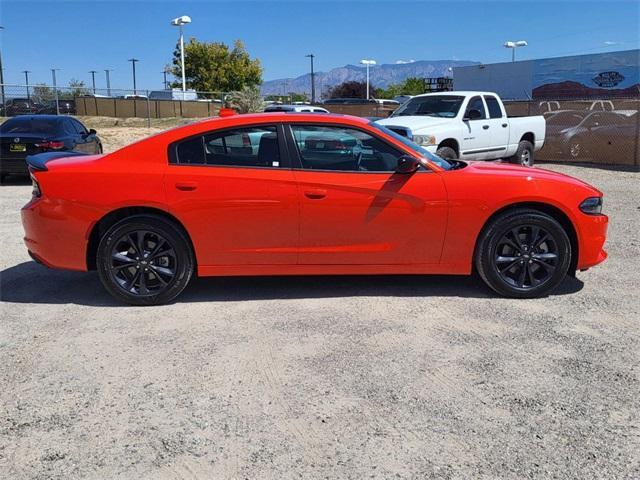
475;209;571;298
97;215;194;305
493;224;558;290
108;230;177;295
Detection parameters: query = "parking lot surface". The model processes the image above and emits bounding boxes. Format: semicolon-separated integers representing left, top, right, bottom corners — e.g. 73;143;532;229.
1;156;638;479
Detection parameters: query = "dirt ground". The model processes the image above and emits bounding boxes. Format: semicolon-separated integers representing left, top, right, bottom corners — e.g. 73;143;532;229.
0;124;638;479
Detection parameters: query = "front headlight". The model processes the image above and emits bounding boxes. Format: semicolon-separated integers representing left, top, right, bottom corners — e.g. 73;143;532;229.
579;196;603;215
412;134;436;146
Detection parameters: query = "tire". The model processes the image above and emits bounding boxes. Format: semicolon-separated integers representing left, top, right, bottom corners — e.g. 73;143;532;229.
436;146;458;160
97;215;195;305
475;208;571;298
508;140;534;166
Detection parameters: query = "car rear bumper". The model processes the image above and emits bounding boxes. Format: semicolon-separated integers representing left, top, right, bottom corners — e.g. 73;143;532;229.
0;155;29;175
21;197;91;271
576;213;608;270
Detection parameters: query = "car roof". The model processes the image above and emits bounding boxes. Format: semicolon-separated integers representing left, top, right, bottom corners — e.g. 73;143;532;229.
411;91;498;98
198;112;368;126
3;115;65;122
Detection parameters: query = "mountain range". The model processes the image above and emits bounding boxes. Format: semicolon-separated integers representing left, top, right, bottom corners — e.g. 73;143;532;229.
261;59;480;97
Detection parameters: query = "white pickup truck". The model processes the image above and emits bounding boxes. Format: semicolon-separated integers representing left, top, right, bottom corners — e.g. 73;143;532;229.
376;91;546;166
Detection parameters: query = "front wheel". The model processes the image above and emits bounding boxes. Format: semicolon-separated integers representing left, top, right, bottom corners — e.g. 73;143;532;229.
475;209;571;298
97;215;195;305
436;146;458;160
508;140;534;166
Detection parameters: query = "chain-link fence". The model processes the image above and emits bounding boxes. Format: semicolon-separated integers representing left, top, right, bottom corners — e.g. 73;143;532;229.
503;97;639;168
1;83;638;168
0;84;229;124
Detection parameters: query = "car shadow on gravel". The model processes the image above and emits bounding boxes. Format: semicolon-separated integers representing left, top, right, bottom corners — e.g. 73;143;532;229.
1;260;584;306
0;176;31;186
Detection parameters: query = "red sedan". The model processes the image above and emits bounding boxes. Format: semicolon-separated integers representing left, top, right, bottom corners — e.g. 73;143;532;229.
22;113;608;305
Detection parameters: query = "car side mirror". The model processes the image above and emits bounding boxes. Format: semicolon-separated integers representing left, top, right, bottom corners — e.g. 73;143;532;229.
395;155;420;174
464;109;482;121
88;129;97;135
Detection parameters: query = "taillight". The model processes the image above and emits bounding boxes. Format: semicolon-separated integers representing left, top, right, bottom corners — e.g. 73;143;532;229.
35;140;64;150
30;173;42;198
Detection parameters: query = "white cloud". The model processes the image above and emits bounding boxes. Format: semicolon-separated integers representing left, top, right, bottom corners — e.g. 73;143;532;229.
604;41;619;46
395;59;416;64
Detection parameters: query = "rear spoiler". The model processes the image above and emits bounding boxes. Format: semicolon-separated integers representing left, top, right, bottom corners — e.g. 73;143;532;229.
26;151;89;172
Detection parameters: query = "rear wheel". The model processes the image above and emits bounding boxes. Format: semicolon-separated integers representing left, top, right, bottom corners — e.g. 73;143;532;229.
475;209;571;298
509;140;534;166
97;215;194;305
436;146;458;160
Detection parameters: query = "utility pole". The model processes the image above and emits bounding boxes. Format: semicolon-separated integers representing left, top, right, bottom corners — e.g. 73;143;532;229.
128;58;139;95
89;70;97;94
162;69;168;90
306;54;315;104
104;69;112;97
0;26;5;107
22;70;31;99
51;68;60;115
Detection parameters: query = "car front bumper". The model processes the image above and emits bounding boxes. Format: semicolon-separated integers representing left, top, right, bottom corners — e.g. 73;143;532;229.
576;213;608;270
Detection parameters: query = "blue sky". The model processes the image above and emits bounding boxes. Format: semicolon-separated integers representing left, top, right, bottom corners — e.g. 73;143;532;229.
1;0;638;91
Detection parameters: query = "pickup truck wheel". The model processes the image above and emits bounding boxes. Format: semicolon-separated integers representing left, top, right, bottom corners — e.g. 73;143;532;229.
475;208;571;298
509;140;534;166
436;146;457;160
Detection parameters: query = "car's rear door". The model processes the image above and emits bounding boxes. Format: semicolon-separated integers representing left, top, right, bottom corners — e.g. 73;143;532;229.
164;123;300;267
483;95;510;158
286;123;447;265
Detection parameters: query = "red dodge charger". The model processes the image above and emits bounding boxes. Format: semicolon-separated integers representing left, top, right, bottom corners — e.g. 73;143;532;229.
22;113;608;305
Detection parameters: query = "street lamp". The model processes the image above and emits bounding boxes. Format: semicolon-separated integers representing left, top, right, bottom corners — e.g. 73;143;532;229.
51;68;60;115
0;26;5;107
22;70;31;99
360;59;376;99
171;15;191;100
503;40;528;62
305;54;315;104
89;70;97;94
104;69;113;97
128;58;139;95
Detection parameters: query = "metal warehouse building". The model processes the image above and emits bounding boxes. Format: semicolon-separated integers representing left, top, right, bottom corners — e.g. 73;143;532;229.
453;49;639;100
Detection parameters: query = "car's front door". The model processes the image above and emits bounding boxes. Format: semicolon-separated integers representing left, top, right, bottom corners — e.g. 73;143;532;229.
286;123;448;265
165;124;299;266
68;119;93;153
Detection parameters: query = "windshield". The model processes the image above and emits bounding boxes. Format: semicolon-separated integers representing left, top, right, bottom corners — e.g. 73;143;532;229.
0;117;63;135
391;95;464;118
369;122;454;171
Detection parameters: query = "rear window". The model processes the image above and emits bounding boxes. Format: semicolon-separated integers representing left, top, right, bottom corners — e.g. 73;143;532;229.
484;96;503;119
0;117;63;135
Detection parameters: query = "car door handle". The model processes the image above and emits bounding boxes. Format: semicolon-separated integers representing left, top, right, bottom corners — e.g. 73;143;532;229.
304;189;327;199
482;125;490;130
175;182;198;191
502;123;508;128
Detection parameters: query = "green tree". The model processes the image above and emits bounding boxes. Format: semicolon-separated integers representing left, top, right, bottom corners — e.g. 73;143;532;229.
32;84;55;104
228;86;265;113
328;81;369;99
62;78;90;99
171;38;262;92
375;77;427;98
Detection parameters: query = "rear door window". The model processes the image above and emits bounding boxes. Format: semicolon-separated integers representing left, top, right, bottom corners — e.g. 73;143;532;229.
171;125;284;168
484;96;503;118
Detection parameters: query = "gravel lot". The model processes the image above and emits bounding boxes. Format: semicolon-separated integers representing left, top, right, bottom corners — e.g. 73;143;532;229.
1;127;638;479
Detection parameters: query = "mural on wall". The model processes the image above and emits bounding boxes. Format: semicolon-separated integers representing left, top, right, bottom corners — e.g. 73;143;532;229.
532;50;640;98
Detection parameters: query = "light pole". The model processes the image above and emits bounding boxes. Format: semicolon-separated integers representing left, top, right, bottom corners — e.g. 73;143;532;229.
171;15;192;100
89;70;97;94
504;40;528;62
360;59;376;99
51;68;60;115
128;58;139;95
22;70;31;99
0;26;5;108
305;54;315;104
104;69;112;97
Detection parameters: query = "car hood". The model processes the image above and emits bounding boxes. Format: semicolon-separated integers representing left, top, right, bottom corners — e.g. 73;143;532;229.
457;160;602;194
376;115;453;132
